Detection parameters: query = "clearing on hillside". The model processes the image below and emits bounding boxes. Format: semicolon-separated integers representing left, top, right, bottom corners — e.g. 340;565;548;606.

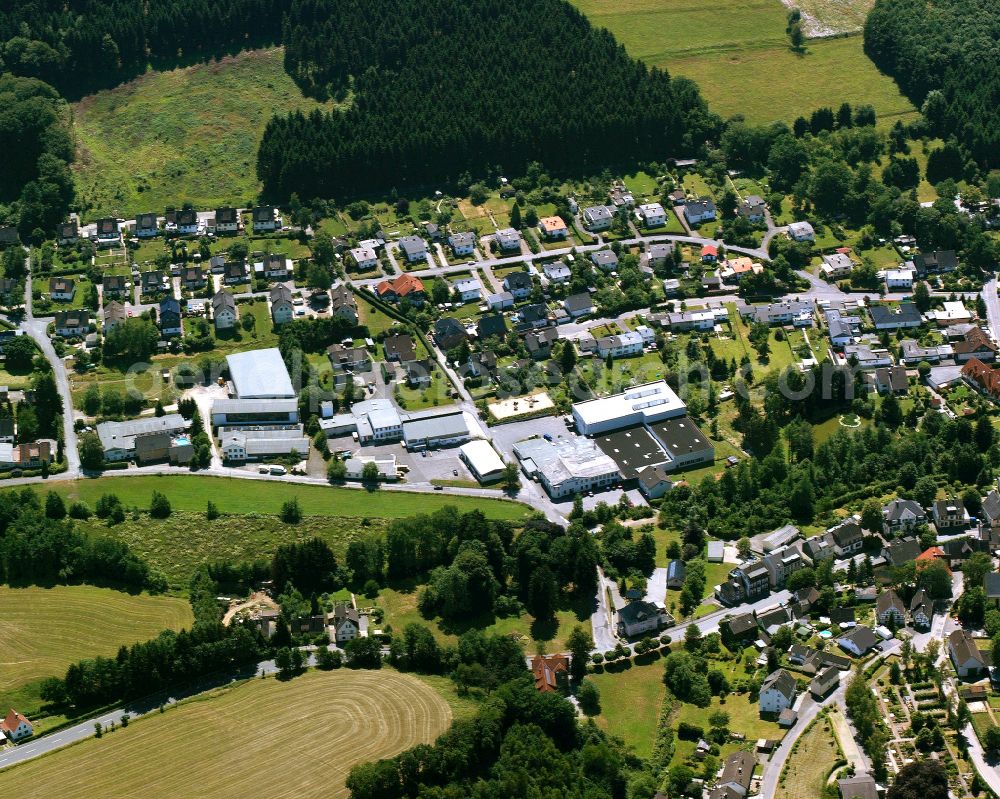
0;586;193;711
0;670;453;799
71;48;334;218
570;0;915;124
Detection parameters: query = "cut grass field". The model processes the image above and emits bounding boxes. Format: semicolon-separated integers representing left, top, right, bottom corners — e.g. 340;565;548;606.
22;475;530;521
0;586;192;714
72;48;334;218
571;0;915;125
0;669;456;799
589;658;666;758
775;715;841;799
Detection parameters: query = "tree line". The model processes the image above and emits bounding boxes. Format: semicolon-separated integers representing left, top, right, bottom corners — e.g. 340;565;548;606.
864;0;1000;169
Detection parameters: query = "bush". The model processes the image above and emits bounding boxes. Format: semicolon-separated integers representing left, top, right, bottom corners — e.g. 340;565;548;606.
678;721;704;741
280;498;302;524
149;491;171;518
577;680;601;716
68;501;92;519
591;652;604;665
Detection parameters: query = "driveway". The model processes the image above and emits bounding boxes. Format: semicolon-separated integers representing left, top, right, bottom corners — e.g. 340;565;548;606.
644;567;667;606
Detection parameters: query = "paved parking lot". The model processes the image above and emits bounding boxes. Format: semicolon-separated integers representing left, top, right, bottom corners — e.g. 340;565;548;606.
488;414;573;459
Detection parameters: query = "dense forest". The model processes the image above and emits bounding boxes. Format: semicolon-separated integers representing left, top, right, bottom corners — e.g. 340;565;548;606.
864;0;1000;168
259;0;718;199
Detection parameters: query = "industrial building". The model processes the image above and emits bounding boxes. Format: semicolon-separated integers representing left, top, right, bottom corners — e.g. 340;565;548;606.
226;348;295;399
460;439;506;483
219;428;311;462
514;437;620;499
402;412;471;450
572;381;686;435
211;398;299;427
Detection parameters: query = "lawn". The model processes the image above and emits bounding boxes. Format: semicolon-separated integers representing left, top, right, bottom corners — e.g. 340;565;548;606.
71;48;335;217
776;714;841;799
0;669;454;799
572;0;917;126
0;585;192;715
589;658;666;758
25;476;530;521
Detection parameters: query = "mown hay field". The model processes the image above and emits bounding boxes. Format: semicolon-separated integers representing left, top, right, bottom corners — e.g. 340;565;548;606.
0;669;454;799
0;585;192;711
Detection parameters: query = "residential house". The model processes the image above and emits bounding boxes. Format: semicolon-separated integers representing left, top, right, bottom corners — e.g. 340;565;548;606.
949;629;990;677
759;669;797;713
433;317;467;351
884;268;914;291
963;357;1000;402
141;270;166;295
503;271;533;299
404;359;434;388
636;202;667;227
827;518;865;556
837;625;879;657
838;775;878;799
596;331;644;359
102;274;127;299
0;278;18;306
452;277;481;303
538;216;568;239
182;266;206;290
48;277;75;301
582;205;614;231
261;254;292;281
744;300;813;327
719;257;764;283
223;261;247;286
610;187;635;207
713;751;756;799
209;255;226;273
787;221;815;242
330;284;359;325
327;344;372;372
722;613;759;646
384;333;416;362
649;243;672;267
870;365;908;395
616;600;672;638
591;250;619;271
531;654;569;692
1;709;33;742
269;284;294;325
252;206;279;232
53;310;90;337
175;208;199;235
95;217;120;246
825;308;862;347
376;274;425;304
810;666;840;698
486;291;514;311
476;314;508;342
57;221;78;245
0;440;55;471
665;559;687;589
211;290;238;330
933;498;969;531
869;304;922;331
716;562;770;605
158;297;182;337
900;338;952;364
875;590;906;627
349;245;378;271
213;206;239;234
762;545;807;589
910;588;932;629
882;498;926;535
953;328;998;363
543;262;571;283
134;213;158;239
495;228;521;252
516;303;550;330
913;250;957;277
843;344;892;370
422;221;442;242
700;244;719;264
331;603;361;642
739;195;766;222
881;536;922;566
985;573;1000;609
465;351;497;379
684;197;717;225
103;301;127;333
524;327;559;359
448;231;476;256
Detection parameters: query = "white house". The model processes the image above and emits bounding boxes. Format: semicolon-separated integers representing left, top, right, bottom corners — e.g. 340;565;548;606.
616;600;671;638
331;604;361;642
949;629;989;678
487;291;514;310
212;290;238;330
543;262;571;282
885;268;914;291
821;253;854;280
1;709;33;742
399;235;428;263
252;206;280;232
448;232;476;257
759;669;797;713
269;284;295;325
350;246;378;271
495;228;521;252
596;331;644;358
48;277;75;301
683;197;717;225
452;277;481;303
582;205;614;231
788;221;815;242
636;203;667;228
538;216;568;239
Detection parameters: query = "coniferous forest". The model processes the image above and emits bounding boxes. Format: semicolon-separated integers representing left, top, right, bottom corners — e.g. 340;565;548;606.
864;0;1000;168
260;0;719;199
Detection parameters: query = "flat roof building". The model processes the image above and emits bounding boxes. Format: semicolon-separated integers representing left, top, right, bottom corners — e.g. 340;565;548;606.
402;411;471;451
594;426;669;480
460;439;506;483
514;436;620;499
572;381;686;435
227;348;295;399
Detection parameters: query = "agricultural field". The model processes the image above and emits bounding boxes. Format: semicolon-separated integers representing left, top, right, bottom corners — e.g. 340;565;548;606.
572;0;916;125
0;670;456;799
0;586;192;714
775;714;842;799
72;48;335;218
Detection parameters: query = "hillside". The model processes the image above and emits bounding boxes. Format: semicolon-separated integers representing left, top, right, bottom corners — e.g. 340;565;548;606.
71;48;333;218
570;0;916;125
